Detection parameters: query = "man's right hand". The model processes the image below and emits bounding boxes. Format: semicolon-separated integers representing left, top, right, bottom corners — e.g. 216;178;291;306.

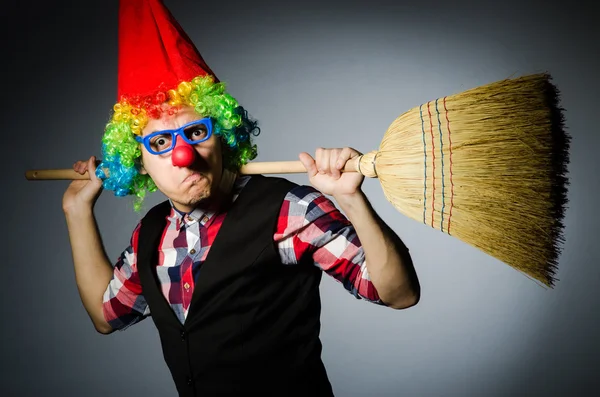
62;155;104;213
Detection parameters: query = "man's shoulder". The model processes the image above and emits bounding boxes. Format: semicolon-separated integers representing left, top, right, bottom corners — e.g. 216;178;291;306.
247;175;323;200
248;174;298;188
255;176;333;212
139;199;172;222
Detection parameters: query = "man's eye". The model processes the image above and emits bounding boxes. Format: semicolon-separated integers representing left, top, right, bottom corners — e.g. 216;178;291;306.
188;127;208;141
150;134;172;149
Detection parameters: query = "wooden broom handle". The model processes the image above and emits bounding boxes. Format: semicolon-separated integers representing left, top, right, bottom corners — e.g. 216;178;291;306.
24;152;379;180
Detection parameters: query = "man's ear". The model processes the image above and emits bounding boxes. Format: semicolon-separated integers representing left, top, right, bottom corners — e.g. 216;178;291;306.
136;158;148;175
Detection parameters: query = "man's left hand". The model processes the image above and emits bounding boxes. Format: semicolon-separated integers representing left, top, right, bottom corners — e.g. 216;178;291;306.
298;147;365;198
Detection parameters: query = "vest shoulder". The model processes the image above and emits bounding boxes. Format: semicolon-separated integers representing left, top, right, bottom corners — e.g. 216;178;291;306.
141;200;171;222
248;175;299;190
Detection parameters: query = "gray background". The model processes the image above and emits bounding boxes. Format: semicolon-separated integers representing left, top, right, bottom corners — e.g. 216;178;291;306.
3;0;598;396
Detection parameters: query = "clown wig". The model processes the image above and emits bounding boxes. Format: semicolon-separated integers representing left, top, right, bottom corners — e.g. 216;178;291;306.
96;75;259;211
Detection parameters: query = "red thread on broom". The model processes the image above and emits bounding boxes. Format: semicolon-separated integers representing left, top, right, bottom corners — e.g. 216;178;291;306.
428;101;436;228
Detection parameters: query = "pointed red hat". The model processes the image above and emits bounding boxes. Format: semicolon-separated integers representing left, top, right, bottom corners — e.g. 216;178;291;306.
117;0;218;100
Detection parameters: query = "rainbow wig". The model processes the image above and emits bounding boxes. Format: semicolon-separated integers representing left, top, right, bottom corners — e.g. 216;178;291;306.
96;75;259;211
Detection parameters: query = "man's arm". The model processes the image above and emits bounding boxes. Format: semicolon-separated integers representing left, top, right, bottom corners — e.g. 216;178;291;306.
334;191;419;309
274;186;394;305
64;208;115;334
63;156;114;334
299;148;420;309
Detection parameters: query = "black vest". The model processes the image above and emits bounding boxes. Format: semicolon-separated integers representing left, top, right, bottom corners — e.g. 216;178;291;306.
137;175;335;396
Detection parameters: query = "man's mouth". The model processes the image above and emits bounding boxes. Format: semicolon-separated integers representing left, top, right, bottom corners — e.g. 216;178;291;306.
183;172;203;184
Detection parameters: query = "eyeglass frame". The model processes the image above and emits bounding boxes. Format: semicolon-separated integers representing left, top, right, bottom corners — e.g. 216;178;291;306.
134;117;213;155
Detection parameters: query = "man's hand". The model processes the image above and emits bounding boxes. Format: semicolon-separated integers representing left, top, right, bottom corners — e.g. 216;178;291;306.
298;147;364;199
62;155;104;213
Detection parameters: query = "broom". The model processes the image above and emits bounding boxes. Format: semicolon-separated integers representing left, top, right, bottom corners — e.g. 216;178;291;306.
25;73;570;288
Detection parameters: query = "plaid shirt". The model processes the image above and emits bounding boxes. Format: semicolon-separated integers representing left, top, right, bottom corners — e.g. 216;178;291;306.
103;176;385;330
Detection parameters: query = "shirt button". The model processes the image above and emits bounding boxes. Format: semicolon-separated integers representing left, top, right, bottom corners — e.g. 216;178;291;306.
186;376;193;386
190;248;196;255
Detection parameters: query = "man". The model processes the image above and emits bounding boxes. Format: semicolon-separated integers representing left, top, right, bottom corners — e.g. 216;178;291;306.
62;1;420;395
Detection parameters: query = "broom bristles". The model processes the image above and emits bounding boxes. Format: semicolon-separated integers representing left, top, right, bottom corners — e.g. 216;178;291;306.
374;73;570;287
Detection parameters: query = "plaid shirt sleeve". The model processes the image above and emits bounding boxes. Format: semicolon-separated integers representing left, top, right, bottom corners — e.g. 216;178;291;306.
102;222;151;331
275;185;387;305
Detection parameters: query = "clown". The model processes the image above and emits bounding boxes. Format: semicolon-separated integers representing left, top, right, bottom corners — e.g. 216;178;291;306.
62;0;420;395
97;76;256;212
89;0;260;211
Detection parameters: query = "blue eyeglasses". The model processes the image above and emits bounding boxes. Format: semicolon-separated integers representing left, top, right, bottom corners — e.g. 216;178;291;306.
135;118;213;155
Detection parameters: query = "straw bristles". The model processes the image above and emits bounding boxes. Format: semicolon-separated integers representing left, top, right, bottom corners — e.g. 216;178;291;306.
373;73;569;287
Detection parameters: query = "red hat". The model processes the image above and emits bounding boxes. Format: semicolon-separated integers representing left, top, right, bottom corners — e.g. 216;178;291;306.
117;0;218;101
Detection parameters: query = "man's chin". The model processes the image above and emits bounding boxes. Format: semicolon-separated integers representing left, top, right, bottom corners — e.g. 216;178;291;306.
187;190;211;205
174;175;222;209
183;186;214;207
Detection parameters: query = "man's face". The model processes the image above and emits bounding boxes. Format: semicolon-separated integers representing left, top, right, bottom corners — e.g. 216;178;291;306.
139;105;223;212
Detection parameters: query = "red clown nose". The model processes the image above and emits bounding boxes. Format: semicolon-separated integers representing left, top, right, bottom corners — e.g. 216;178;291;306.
171;136;196;167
